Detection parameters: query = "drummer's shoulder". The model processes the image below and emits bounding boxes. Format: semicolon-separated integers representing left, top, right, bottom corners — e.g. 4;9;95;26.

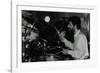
78;32;87;42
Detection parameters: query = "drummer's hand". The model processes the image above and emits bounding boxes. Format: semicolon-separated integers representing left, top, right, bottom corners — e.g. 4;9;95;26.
62;49;68;54
59;31;66;42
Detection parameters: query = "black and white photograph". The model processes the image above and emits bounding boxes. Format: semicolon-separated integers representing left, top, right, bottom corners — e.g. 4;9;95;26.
10;0;98;72
22;10;90;62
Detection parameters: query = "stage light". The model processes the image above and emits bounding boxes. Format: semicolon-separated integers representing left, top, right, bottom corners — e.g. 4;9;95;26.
44;16;50;23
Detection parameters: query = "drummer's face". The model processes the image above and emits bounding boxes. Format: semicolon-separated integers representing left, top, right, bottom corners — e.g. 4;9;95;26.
67;21;74;30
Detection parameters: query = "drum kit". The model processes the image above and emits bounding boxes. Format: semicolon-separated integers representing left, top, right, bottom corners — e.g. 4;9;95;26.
34;25;69;61
22;18;71;62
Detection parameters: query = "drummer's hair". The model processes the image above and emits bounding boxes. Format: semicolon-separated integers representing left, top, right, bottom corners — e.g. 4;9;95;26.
68;16;81;30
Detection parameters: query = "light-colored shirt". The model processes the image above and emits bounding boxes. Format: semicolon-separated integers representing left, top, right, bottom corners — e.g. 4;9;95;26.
63;30;89;59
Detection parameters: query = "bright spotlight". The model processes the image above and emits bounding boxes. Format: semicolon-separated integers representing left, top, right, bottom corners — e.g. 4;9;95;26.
44;16;50;23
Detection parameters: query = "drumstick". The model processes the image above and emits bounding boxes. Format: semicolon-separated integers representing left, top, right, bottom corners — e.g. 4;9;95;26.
54;26;60;36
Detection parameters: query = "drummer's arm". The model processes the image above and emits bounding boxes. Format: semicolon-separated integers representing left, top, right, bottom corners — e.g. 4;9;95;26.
63;38;74;50
59;31;74;50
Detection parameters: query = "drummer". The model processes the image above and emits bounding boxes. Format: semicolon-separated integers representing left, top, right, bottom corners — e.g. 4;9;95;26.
59;16;89;60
